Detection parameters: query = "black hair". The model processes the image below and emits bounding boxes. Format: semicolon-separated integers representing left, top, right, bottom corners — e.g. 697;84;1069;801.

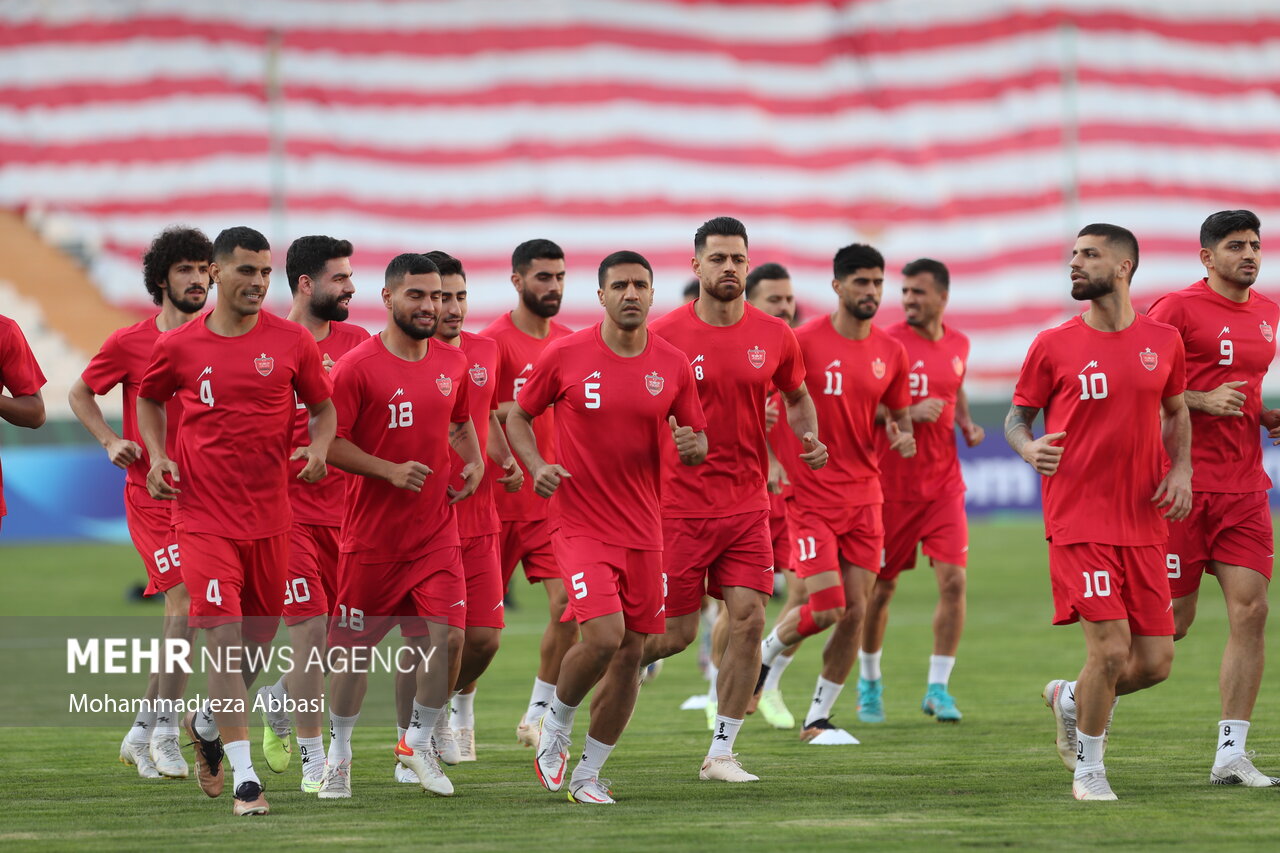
285;235;353;294
597;250;653;287
511;239;564;275
142;226;213;306
384;253;439;289
1200;210;1262;249
745;262;790;299
694;216;748;254
424;251;465;280
682;278;701;300
1078;223;1139;278
901;257;950;291
212;226;269;262
832;243;885;280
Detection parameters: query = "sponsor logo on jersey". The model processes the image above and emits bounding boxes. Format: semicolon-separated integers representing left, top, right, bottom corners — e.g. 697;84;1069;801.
1261;321;1274;343
871;357;886;379
645;371;665;396
436;374;453;396
469;363;488;386
519;362;534;375
1080;359;1098;372
582;370;601;381
198;365;213;379
911;359;925;371
952;356;965;376
389;387;405;401
747;346;766;369
825;358;841;369
1140;348;1158;370
690;354;704;365
254;353;274;376
1218;325;1231;338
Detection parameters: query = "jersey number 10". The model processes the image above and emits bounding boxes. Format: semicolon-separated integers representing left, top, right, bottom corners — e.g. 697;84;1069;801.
1076;372;1109;401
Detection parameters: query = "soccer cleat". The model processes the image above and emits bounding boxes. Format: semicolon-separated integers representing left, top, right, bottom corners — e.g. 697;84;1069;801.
182;711;225;797
1210;752;1280;787
232;780;270;816
757;688;795;729
699;754;759;782
1072;769;1118;801
753;663;770;696
150;734;189;778
1043;679;1078;771
432;714;461;766
455;727;477;762
858;678;886;724
299;758;326;794
704;699;719;732
394;762;420;784
517;716;541;749
317;759;352;799
567;776;615;804
258;686;292;773
800;717;860;746
533;719;572;792
639;659;663;685
922;683;963;722
394;737;454;796
119;735;161;779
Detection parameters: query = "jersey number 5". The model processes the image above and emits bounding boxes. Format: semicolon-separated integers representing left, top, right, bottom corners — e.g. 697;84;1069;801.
584;382;601;409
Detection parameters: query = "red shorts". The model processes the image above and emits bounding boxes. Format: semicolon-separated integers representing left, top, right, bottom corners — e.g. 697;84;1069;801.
1166;491;1273;598
792;502;883;579
770;493;796;572
552;532;664;634
282;523;337;626
178;527;288;643
1048;542;1174;636
500;518;560;587
124;487;182;596
462;533;504;629
880;494;969;581
328;547;466;647
662;510;774;618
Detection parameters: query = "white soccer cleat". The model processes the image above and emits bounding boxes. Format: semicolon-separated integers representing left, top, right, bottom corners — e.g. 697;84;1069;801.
119;735;161;778
1043;679;1077;771
639;659;663;685
567;775;615;804
316;759;352;799
394;762;420;784
394;737;454;796
454;727;477;762
534;719;572;792
517;716;541;749
149;733;189;779
432;714;461;766
699;754;759;782
800;718;860;746
1210;752;1280;787
1072;769;1118;800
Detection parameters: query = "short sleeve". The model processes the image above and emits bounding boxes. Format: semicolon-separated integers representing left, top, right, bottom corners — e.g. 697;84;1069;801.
882;341;911;410
1163;334;1187;399
515;346;560;418
329;357;362;441
0;321;47;397
293;333;332;405
1013;333;1053;409
771;326;806;395
451;365;471;424
138;335;177;401
1145;293;1181;330
669;360;707;432
80;330;128;395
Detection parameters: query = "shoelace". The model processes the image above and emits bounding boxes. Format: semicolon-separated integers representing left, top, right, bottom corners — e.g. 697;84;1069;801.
154;738;184;765
575;776;613;798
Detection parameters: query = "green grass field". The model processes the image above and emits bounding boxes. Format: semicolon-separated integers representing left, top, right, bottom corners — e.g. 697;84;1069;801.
2;519;1279;851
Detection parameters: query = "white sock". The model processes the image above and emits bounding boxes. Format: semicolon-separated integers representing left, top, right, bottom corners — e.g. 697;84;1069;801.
761;629;788;666
1215;719;1250;766
153;723;180;741
763;651;794;691
262;676;288;727
1074;731;1106;775
804;676;844;727
128;708;156;744
407;701;442;750
224;740;259;789
707;664;719;703
327;711;359;763
526;678;555;724
452;691;476;729
547;694;577;732
573;735;615;780
298;735;324;776
1060;681;1078;715
397;726;407;742
194;700;219;740
708;715;743;758
928;655;956;687
859;649;883;682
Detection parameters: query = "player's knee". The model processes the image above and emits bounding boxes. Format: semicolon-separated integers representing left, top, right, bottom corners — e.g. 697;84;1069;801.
937;571;965;602
1227;594;1269;633
813;606;845;629
469;629;501;661
1143;654;1173;687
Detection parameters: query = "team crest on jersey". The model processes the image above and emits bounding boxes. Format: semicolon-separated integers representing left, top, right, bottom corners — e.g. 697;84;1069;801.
952;356;964;376
1261;321;1274;343
436;373;453;396
747;346;766;369
469;363;488;386
871;358;886;379
645;371;665;396
1139;348;1159;371
254;353;274;376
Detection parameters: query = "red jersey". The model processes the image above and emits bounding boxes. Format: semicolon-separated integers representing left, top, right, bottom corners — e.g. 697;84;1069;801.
1147;280;1278;494
0;315;47;518
138;311;331;539
447;331;501;538
877;322;971;501
479;312;573;523
330;335;470;561
80;315;185;509
287;321;370;526
650;301;805;518
517;324;706;549
1013;314;1186;546
789;317;910;510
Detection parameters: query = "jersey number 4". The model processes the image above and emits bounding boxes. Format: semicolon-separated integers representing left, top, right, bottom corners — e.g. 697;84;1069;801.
199;378;215;408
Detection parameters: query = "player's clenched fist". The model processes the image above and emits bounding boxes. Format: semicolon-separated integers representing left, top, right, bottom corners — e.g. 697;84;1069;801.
387;460;432;492
764;397;781;431
106;437;142;469
291;446;329;483
1201;380;1248;416
960;420;985;448
910;398;945;423
799;432;827;470
886;421;916;459
531;463;571;498
146;457;181;500
669;416;703;465
448;461;484;505
1019;430;1066;476
497;456;524;492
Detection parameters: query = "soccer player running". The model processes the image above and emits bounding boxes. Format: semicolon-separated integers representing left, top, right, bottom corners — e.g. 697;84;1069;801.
1008;224;1191;801
1147;210;1280;786
69;226;212;780
479;239;576;747
0;314;47;520
859;258;985;724
254;235;368;792
756;243;915;745
138;226;336;816
507;250;707;804
643;219;825;782
318;253;483;800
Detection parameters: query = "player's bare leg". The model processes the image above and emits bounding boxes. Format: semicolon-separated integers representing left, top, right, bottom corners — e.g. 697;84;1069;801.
121;671;163;778
394;626;465;780
450;626;500;761
699;586;766;782
858;574;896;724
753;570;805;727
519;577;576;746
132;585;194;779
322;646;368;799
921;561;966;722
264;615;326;789
1210;563;1277;785
799;563;875;741
199;621;269;814
565;628;646;802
